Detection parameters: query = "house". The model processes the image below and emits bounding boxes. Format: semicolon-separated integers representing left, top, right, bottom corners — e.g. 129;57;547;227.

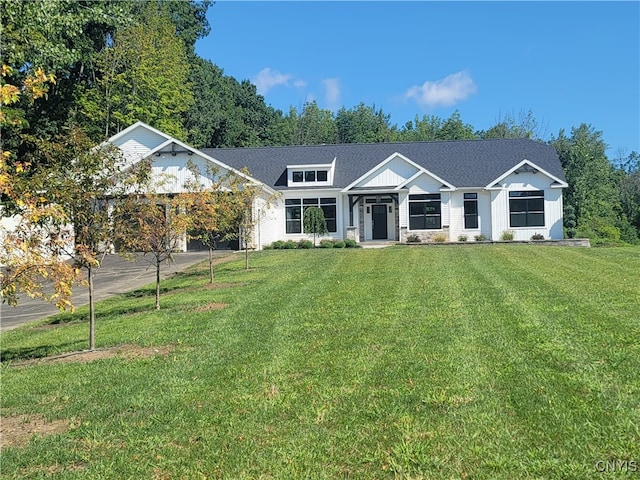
109;122;568;249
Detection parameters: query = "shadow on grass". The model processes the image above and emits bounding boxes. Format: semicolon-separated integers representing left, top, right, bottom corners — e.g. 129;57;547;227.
123;286;176;298
1;341;83;363
39;302;154;328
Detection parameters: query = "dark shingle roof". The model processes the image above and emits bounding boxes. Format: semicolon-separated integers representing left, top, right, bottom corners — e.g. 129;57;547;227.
200;138;564;190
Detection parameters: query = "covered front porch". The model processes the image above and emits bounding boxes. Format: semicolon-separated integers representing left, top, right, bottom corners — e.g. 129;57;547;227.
346;191;401;243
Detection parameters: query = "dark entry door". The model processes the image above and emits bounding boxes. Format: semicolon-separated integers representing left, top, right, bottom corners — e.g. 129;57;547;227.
372;205;388;240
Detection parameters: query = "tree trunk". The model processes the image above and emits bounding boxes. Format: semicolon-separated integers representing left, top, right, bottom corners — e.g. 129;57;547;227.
209;246;214;284
155;260;161;310
245;244;249;270
88;265;95;350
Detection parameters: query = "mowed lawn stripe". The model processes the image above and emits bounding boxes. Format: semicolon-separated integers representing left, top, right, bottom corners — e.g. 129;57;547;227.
1;246;638;479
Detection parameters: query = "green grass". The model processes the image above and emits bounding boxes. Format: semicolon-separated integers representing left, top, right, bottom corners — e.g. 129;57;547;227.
1;246;639;479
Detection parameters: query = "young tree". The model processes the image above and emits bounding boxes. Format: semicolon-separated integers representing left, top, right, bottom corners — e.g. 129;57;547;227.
113;160;191;310
30;126;127;349
184;164;250;283
303;206;328;247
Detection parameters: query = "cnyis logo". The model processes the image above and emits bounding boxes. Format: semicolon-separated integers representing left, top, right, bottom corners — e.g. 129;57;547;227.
595;460;638;473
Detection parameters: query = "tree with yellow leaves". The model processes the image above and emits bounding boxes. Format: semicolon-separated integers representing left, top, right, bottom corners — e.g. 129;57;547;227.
0;65;81;311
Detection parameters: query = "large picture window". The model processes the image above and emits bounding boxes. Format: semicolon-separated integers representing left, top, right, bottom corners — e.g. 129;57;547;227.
285;197;337;234
509;190;544;227
463;193;478;229
409;194;441;230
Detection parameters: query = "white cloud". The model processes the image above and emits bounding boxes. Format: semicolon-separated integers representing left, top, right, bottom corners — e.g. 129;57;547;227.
293;79;307;89
405;71;477;109
322;78;341;111
253;68;292;95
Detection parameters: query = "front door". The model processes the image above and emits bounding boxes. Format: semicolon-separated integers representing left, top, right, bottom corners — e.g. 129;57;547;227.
372;204;388;240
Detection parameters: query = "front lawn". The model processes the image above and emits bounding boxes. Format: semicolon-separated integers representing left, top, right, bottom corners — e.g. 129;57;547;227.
1;246;639;479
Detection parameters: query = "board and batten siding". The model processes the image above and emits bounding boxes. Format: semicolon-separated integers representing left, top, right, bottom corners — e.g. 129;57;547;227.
490;170;565;240
115;128;168;165
449;191;492;241
403;174;451;233
149;154;229;194
359;156;419;188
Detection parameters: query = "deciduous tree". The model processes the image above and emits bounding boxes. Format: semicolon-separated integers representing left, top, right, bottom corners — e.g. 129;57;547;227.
1;66;82;311
113;160;192;310
184;163;253;283
78;3;193;140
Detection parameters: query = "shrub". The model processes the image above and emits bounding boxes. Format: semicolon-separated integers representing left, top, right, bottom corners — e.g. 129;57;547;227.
565;228;577;239
297;239;313;249
501;230;514;241
344;238;357;248
333;241;345;248
406;233;421;243
474;233;487;241
271;240;285;249
433;234;447;243
531;233;544;241
319;239;335;248
283;240;298;249
458;235;468;242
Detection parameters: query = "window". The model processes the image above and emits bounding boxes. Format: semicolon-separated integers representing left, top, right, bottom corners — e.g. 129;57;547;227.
285;199;302;233
290;169;329;184
409;194;441;230
509;190;544;227
285;197;337;233
464;193;478;229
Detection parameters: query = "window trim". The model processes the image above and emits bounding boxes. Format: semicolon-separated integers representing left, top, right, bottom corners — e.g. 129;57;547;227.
408;193;442;230
285;197;337;234
463;192;479;230
509;190;545;228
289;169;331;186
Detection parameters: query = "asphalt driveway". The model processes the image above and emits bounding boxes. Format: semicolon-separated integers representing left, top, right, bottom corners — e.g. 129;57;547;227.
0;251;231;332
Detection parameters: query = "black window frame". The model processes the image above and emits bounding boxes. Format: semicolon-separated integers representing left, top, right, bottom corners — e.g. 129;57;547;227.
285;198;302;233
408;194;441;230
285;197;337;234
290;169;329;184
463;193;479;229
509;190;545;227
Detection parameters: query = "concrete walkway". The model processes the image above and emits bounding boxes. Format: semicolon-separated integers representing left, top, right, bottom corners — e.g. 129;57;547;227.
1;251;231;332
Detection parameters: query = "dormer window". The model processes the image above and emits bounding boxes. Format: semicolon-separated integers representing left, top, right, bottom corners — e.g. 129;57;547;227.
287;160;335;187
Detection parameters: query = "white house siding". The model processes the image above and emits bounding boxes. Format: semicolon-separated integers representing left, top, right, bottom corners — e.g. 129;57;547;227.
114;128;168;165
150;153;226;193
545;188;564;240
401;175;451;239
253;196;280;249
449;191;491;241
360;156;419;188
490;171;564;240
478;192;493;240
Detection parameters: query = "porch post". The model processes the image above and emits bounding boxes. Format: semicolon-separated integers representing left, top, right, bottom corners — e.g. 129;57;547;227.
348;194;355;226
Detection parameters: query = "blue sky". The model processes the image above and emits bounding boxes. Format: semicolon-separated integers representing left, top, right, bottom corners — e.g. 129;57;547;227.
195;1;639;157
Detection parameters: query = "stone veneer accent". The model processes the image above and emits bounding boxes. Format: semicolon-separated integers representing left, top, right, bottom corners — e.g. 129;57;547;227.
400;226;450;243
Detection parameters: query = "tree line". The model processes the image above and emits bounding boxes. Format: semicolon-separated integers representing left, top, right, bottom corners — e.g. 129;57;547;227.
1;0;639;324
